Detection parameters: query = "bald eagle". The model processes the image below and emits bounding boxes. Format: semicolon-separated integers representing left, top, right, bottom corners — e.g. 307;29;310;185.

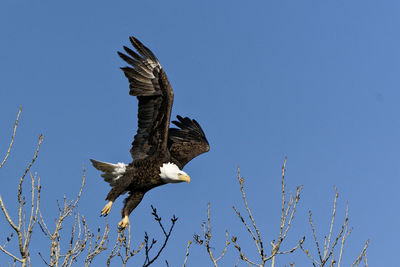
90;36;209;230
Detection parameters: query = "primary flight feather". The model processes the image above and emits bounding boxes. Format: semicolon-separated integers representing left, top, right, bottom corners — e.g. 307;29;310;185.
91;36;209;230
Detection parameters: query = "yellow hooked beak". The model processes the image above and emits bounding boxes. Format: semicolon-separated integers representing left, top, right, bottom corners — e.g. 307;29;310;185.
180;174;191;183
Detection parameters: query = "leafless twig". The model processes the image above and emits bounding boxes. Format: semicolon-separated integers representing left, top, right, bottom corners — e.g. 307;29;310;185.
0;107;21;169
194;203;230;267
142;206;178;267
37;168;111;267
84;218;110;266
182;240;192;267
351;239;369;267
232;159;303;267
0;120;43;267
105;224;144;267
299;187;368;267
106;206;176;267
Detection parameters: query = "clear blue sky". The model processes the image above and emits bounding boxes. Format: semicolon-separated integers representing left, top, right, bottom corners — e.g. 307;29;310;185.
0;1;399;266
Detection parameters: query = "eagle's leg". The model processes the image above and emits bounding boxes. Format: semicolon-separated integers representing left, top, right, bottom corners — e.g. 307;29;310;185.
100;201;113;217
118;191;145;231
102;180;127;216
118;216;129;231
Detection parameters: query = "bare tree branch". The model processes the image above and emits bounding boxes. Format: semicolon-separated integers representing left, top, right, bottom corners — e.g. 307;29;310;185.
38;169;88;266
0;125;43;267
299;187;367;267
0;106;21;169
143;206;178;267
194;203;230;267
232;158;303;267
182;240;192;267
351;239;369;267
84;218;110;266
337;208;352;267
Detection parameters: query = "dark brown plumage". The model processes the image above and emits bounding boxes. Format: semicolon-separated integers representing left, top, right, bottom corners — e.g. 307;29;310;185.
91;36;209;230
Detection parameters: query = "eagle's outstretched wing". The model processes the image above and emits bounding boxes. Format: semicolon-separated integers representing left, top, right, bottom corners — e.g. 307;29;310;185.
168;115;210;168
119;36;174;161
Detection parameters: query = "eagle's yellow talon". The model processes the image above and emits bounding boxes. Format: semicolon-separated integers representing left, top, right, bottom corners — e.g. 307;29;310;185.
101;201;113;216
118;216;130;231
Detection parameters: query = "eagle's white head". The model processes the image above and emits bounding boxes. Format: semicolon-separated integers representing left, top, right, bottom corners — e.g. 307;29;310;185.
159;162;190;183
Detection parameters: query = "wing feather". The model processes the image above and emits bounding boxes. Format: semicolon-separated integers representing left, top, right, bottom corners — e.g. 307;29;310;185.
129;36;159;62
168;116;210;168
119;36;174;161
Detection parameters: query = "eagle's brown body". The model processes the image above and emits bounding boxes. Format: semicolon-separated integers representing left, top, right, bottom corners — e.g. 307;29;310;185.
91;36;209;230
105;153;169;217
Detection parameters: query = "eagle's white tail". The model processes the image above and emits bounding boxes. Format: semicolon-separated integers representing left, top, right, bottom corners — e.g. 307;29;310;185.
90;159;127;186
